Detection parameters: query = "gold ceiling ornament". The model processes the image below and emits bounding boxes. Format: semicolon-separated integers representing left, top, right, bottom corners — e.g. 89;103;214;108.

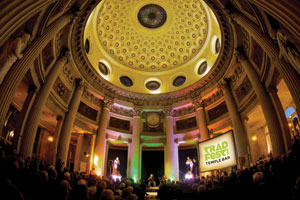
81;0;228;95
95;0;208;72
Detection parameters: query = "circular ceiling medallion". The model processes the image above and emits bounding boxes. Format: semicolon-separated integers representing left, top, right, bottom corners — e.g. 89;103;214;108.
138;4;167;29
198;61;208;75
146;81;161;90
98;62;109;75
120;76;133;87
173;76;186;87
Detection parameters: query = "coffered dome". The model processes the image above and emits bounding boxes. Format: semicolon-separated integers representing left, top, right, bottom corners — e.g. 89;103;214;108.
84;0;222;94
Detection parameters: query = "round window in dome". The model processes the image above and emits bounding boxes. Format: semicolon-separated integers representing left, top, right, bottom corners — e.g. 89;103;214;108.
98;62;109;75
173;76;186;87
85;38;90;54
215;38;221;54
146;80;161;90
198;61;208;75
120;76;133;87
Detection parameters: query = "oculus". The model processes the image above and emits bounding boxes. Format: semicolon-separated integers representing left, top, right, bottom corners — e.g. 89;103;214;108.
85;38;90;54
98;62;109;75
215;38;221;54
120;76;133;87
146;80;161;90
198;61;208;75
138;4;167;28
173;76;186;87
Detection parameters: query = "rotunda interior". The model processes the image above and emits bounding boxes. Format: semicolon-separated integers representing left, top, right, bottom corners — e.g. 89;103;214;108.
1;0;300;186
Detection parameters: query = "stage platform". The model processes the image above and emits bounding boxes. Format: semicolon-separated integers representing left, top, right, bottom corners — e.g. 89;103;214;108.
145;187;159;199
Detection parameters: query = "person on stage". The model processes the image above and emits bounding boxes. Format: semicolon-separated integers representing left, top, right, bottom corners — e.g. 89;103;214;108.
148;174;156;187
112;157;120;175
186;156;193;173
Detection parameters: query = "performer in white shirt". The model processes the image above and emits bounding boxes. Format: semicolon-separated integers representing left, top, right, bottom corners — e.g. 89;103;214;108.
186;156;193;173
112;157;120;174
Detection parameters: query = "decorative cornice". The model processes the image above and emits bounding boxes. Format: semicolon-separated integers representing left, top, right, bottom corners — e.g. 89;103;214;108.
173;105;196;117
163;107;174;117
133;107;143;117
110;105;134;117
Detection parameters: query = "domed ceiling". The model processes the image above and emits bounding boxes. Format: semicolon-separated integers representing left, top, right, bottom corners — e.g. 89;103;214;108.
84;0;221;94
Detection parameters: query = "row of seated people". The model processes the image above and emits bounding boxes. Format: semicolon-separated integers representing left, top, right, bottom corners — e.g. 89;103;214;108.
1;136;300;200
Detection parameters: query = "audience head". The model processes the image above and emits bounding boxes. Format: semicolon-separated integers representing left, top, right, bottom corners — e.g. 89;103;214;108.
100;189;114;200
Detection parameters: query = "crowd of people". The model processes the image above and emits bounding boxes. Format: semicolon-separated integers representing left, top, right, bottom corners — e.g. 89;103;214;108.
1;136;300;200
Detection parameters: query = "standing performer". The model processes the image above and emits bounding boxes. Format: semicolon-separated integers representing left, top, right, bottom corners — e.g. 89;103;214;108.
148;174;156;187
186;156;193;173
112;157;120;175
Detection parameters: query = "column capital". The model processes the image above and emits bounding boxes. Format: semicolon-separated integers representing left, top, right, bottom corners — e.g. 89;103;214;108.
133;106;143;117
56;115;63;121
192;98;205;110
268;85;278;94
75;78;86;91
234;47;248;64
102;98;113;110
217;78;230;92
27;85;37;93
163;107;174;117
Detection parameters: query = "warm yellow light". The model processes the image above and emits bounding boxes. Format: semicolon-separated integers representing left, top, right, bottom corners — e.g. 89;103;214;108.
48;136;54;142
96;170;101;176
9;130;14;138
252;136;257;141
94;155;99;166
288;123;292;127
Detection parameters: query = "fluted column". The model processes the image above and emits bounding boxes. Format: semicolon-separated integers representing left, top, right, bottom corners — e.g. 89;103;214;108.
236;50;285;157
94;99;112;177
19;54;69;158
268;86;292;152
163;108;179;181
52;115;64;164
13;85;36;150
0;12;74;136
193;99;209;142
127;107;142;182
229;10;300;116
0;0;56;47
219;79;249;168
57;79;84;165
74;134;84;172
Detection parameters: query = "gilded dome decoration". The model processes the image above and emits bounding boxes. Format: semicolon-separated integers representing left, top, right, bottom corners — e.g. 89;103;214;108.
84;0;222;94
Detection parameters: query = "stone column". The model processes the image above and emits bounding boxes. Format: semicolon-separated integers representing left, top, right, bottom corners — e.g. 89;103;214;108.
19;54;69;158
0;12;75;136
52;115;64;164
236;50;285;157
94;99;112;177
268;85;292;152
13;85;36;150
229;10;300;117
74;134;84;172
163;108;179;181
193;99;209;142
56;79;84;165
219;79;249;168
127;107;142;182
